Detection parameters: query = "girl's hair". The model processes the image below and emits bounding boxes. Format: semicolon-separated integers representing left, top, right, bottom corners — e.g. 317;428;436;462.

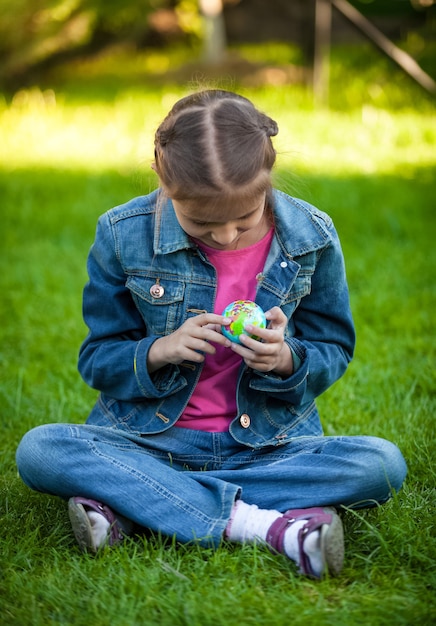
153;90;278;202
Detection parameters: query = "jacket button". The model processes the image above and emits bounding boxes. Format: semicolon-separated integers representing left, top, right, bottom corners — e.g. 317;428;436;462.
150;283;164;298
239;414;251;428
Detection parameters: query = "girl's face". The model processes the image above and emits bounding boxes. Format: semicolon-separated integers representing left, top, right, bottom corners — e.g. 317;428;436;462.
172;192;269;250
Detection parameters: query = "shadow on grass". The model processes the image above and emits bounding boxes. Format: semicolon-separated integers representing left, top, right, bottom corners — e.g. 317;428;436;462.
1;162;434;256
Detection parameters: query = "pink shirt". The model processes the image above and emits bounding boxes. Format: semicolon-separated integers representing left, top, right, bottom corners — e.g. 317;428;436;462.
176;229;274;432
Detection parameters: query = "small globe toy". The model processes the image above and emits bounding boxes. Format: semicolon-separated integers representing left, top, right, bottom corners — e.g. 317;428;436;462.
221;300;266;344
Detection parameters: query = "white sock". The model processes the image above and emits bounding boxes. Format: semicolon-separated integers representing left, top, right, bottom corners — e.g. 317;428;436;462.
225;500;323;575
225;501;281;543
87;511;111;548
301;528;324;576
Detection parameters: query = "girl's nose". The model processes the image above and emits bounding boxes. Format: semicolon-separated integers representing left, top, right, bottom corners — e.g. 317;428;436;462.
211;224;238;246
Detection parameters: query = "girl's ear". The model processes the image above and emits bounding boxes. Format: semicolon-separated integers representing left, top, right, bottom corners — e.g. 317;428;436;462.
151;162;157;172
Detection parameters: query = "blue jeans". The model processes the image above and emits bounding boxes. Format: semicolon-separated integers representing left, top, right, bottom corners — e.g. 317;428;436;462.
16;425;407;547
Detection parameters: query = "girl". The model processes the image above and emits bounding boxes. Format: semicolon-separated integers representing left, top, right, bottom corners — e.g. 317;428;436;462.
16;90;407;579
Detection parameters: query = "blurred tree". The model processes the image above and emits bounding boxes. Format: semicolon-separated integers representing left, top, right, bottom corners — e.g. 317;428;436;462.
200;0;226;62
0;0;167;88
0;0;431;89
223;0;316;64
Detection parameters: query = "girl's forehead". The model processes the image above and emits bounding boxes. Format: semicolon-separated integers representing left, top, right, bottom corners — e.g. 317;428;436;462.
175;192;266;222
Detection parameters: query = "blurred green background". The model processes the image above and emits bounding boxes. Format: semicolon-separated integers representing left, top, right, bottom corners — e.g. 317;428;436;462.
0;0;434;101
1;2;435;625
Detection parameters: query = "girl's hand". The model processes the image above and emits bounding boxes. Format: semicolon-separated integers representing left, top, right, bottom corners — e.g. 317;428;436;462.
147;313;232;372
230;306;293;376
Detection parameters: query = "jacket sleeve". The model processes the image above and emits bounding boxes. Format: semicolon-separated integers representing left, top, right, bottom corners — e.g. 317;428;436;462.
78;213;186;401
248;221;355;406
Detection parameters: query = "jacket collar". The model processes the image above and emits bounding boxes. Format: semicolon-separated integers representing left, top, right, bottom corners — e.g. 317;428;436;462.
153;190;330;257
153;195;194;255
272;190;331;258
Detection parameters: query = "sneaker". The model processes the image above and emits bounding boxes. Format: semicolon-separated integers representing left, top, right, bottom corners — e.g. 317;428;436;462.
68;497;125;553
266;506;344;578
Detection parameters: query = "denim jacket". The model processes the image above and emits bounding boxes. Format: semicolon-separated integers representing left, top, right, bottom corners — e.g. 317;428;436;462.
79;189;355;449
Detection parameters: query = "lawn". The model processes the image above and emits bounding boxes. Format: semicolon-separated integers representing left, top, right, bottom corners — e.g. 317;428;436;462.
0;42;435;625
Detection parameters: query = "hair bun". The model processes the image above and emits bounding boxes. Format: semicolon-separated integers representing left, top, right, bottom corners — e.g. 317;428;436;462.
259;114;278;137
265;121;278;137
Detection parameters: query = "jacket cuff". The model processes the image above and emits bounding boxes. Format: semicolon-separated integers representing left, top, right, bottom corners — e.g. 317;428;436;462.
248;337;308;394
288;337;306;367
133;337;186;398
290;348;301;372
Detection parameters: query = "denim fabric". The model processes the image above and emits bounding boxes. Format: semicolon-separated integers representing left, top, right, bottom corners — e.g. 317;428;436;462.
15;188;408;546
77;189;356;448
16;424;407;546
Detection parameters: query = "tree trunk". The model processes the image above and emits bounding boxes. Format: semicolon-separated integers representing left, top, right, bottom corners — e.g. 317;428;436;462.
200;0;227;64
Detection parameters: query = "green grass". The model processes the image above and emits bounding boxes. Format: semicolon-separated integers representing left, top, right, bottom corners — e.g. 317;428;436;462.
1;42;435;625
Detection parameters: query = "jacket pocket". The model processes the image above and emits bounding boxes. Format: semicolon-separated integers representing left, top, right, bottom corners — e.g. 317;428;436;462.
86;395;142;431
127;275;185;335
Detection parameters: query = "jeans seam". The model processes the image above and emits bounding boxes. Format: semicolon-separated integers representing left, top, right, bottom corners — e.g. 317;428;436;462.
87;440;230;528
